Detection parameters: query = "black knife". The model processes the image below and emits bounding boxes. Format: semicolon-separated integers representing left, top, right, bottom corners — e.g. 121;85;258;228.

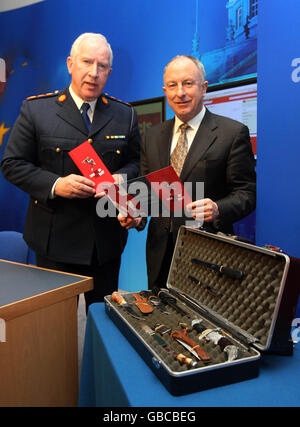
152;287;191;318
188;275;222;297
191;258;244;281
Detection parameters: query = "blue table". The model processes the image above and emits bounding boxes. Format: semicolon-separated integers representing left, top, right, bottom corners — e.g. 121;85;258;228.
79;303;300;407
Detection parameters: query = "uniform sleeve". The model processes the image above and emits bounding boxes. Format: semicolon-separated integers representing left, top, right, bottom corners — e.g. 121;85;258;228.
1;100;60;205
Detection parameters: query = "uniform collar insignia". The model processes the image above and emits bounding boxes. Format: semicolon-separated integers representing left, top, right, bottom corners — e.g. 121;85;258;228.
58;93;67;103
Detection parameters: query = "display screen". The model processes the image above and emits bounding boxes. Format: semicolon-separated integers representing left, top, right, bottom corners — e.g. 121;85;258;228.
204;78;257;157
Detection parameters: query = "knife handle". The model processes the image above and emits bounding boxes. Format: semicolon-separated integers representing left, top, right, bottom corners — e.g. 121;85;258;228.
220;266;244;280
111;291;126;305
175;353;197;368
170;330;210;362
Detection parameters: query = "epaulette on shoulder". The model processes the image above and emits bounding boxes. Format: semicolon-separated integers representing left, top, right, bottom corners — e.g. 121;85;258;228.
26;90;60;101
103;93;131;107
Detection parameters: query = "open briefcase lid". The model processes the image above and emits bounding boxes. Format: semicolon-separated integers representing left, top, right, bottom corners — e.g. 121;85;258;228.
166;227;297;354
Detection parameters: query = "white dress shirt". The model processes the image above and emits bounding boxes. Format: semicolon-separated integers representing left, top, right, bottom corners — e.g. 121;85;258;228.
170;106;206;155
68;85;97;122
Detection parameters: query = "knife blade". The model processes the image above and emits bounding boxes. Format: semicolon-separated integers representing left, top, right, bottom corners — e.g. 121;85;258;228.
174;339;201;361
170;329;211;362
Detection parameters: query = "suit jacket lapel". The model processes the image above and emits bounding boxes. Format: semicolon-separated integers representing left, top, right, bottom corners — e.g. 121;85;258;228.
157;119;174;169
180;110;217;181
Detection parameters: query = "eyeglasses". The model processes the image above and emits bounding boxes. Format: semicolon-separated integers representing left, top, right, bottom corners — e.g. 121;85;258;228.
165;80;202;91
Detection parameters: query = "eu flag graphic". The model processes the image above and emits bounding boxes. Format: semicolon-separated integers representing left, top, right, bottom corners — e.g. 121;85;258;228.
0;0;65;232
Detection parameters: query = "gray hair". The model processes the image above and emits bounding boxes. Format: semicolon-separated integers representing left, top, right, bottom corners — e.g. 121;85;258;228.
70;33;113;66
164;55;206;82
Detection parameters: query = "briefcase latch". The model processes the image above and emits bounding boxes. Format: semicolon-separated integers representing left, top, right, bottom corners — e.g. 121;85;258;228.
152;357;162;370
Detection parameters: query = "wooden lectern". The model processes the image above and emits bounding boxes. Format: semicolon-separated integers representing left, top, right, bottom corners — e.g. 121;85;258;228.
0;259;93;407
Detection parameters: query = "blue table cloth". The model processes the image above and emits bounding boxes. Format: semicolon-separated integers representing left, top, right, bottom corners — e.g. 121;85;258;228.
79;303;300;407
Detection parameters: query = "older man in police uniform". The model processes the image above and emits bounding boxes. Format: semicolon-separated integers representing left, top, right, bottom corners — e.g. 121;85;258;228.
1;33;141;310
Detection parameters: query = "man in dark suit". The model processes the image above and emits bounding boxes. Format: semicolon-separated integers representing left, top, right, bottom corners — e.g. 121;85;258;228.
1;33;140;310
119;55;256;290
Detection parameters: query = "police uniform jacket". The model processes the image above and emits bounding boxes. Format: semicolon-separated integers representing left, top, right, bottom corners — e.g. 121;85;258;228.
1;88;141;265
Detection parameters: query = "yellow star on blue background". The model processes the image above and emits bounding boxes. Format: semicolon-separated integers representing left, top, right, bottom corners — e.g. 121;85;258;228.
0;121;10;146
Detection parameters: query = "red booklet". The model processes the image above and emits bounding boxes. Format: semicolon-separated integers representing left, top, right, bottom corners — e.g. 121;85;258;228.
68;140;115;193
69;141;136;216
69;141;192;217
144;166;192;213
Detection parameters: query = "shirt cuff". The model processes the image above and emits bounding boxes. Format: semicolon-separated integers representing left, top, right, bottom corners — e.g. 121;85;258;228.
49;177;61;199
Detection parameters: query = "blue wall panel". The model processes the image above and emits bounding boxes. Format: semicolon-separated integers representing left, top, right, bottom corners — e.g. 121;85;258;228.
256;1;300;257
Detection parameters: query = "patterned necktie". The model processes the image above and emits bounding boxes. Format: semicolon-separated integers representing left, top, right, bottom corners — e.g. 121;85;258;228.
81;102;91;132
171;123;190;177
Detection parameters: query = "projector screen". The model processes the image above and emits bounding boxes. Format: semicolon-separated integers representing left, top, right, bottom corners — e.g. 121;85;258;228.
204;77;257;157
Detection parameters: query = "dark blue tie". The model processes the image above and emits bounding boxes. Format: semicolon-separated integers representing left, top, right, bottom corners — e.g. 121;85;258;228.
81;102;91;132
